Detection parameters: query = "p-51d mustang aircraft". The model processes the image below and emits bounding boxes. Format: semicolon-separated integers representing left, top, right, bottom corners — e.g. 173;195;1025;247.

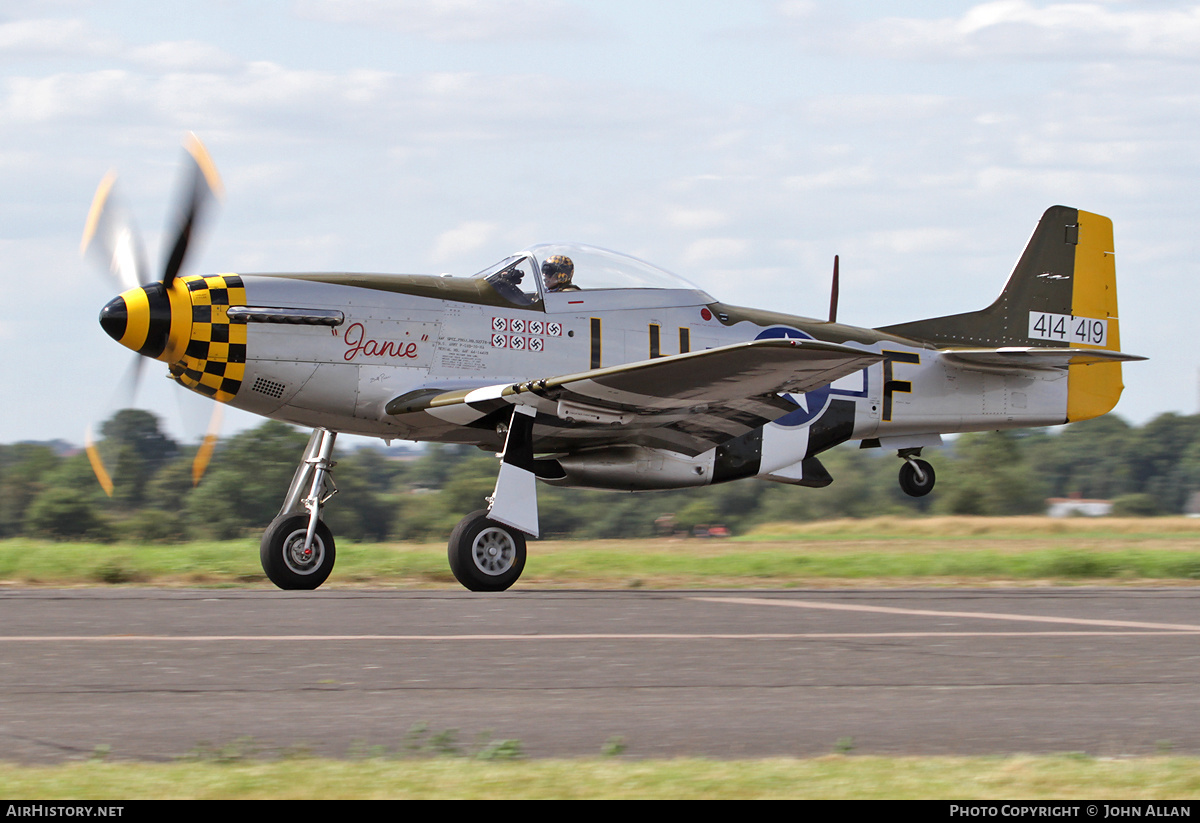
85;137;1144;592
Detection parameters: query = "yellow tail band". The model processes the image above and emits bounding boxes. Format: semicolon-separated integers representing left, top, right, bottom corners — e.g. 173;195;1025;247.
1066;210;1123;421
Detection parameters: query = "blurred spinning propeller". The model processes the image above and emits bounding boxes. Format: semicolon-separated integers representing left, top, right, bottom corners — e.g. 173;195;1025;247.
81;134;226;496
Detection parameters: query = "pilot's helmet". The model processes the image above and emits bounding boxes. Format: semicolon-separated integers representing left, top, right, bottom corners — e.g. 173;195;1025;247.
542;255;575;290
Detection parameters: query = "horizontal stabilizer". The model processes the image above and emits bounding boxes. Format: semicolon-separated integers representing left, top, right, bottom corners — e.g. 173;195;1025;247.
943;347;1146;370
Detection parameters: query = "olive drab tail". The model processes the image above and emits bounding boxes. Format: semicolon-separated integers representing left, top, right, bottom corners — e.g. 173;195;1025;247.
879;205;1124;422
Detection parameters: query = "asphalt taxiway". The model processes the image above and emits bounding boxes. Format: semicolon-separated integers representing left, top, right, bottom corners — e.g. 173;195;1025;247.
1;588;1197;761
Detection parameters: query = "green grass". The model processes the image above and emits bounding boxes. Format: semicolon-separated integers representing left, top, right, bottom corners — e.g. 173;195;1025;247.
2;755;1200;799
5;517;1200;588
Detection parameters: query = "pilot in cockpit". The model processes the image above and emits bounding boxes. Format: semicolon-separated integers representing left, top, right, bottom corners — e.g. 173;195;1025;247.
542;255;580;292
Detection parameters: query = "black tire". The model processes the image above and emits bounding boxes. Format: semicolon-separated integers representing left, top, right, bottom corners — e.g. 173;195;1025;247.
260;513;336;590
898;459;936;497
447;510;527;592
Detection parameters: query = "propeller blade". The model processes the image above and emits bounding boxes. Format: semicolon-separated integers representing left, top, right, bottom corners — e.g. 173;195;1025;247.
162;133;224;286
176;374;224;487
85;354;147;496
80;171;149;291
121;355;145;406
85;425;114;498
828;254;839;324
86;135;226;497
191;402;224;487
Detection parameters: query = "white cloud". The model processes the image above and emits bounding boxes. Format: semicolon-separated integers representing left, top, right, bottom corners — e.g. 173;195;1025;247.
0;60;704;162
428;220;499;264
0;64;395;133
866;227;962;256
801;94;953;127
783;166;875;191
127;41;240;73
293;0;593;42
1;69;141;123
0;17;114;59
681;237;749;266
0;17;235;72
666;208;726;231
778;1;1200;61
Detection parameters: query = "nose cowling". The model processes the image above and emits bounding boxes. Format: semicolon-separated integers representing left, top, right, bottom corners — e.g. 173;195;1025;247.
97;273;247;404
97;282;175;359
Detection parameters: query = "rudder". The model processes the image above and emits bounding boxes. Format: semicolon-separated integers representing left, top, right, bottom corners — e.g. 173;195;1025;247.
1066;210;1122;421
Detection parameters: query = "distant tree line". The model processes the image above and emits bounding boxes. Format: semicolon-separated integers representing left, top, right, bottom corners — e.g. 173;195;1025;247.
3;409;1196;542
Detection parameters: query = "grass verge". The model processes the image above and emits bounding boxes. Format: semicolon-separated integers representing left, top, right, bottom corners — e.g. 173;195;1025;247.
2;755;1200;799
3;517;1200;588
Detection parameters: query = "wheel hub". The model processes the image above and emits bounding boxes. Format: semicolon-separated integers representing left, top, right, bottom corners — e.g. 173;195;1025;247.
472;527;516;576
283;530;325;575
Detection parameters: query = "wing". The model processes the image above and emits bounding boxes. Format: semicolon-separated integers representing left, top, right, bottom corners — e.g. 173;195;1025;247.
387;338;883;456
942;347;1147;369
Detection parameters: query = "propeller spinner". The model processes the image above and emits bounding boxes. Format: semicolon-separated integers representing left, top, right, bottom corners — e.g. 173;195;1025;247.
82;134;228;496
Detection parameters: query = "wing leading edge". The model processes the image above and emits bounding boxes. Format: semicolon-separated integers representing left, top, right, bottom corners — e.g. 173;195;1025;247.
386;338;884;456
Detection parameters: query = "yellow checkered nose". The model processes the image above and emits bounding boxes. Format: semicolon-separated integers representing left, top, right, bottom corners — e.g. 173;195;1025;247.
98;274;247;403
171;274;248;402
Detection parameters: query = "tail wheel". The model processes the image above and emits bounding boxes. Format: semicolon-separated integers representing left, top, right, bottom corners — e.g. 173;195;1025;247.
260;513;336;590
448;510;527;592
898;459;936;497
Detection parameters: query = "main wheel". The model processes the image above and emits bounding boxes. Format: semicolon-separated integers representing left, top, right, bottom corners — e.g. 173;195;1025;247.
260;513;336;590
448;510;527;592
898;459;936;497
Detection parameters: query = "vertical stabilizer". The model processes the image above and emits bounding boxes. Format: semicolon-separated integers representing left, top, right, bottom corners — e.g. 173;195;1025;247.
879;206;1124;421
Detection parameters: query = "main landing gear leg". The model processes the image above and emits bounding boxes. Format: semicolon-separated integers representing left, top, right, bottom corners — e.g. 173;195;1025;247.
448;406;537;592
261;428;339;590
897;448;935;497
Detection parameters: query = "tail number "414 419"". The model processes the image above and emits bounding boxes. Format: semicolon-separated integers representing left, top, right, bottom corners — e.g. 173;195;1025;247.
1028;311;1108;347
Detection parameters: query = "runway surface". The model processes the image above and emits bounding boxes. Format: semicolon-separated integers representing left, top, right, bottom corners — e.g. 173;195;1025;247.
1;588;1198;761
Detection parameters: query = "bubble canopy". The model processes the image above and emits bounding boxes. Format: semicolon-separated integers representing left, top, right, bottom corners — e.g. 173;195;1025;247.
473;243;712;305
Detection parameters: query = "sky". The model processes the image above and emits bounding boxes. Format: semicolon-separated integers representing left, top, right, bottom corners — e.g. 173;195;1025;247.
2;0;1197;447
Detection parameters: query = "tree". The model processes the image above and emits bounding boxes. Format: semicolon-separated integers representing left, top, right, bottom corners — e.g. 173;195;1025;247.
24;488;109;541
1130;414;1200;513
1029;416;1135;501
321;451;395;541
93;409;181;507
0;444;62;537
186;421;309;538
100;409;180;466
934;431;1046;516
